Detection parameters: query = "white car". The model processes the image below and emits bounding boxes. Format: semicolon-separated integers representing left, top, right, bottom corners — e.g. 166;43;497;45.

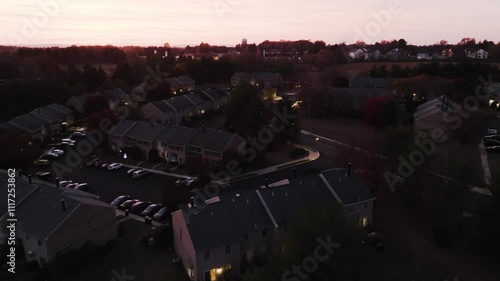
61;138;76;143
52;149;65;155
107;163;123;170
61;141;75;147
72;131;87;137
59;180;73;188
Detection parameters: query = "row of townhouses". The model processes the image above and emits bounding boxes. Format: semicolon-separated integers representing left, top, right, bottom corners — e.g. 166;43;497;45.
0;103;74;141
349;47;490;61
108;120;246;166
172;167;375;281
0;171;117;267
230;72;284;88
65;88;133;114
142;88;228;125
166;76;196;94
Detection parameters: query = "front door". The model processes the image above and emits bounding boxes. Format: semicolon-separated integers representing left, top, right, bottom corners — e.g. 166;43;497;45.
204;271;210;281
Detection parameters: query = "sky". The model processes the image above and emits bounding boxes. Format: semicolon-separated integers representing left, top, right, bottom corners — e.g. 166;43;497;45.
1;0;499;47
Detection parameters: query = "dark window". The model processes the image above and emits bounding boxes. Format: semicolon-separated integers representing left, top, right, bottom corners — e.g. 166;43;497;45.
225;245;231;254
244;233;248;241
38;240;41;246
204;250;210;260
262;228;267;236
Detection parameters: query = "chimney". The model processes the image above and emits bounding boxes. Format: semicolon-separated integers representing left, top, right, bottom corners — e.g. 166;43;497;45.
347;163;351;177
202;125;205;133
265;178;269;188
61;199;66;211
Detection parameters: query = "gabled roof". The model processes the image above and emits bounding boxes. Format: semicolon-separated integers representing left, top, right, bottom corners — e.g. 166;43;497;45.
30;106;62;123
9;113;48;132
156;125;197;147
0;122;27;139
414;96;459;120
101;89;127;101
148;100;174;114
0;172;36;220
167;76;195;87
320;168;375;206
184;93;205;105
45;103;73;115
188;128;241;153
126;121;164;142
16;183;113;241
107;120;137;137
181;201;239;252
68;93;100;105
202;88;227;100
165;95;195;111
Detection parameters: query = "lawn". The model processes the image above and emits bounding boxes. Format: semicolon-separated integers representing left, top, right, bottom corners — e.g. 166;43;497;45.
56;219;189;281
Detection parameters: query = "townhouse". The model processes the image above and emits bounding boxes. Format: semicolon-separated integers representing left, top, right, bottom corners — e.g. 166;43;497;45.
9;113;50;141
199;88;228;112
167;76;196;94
172;167;375;281
108;121;246;165
0;171;117;268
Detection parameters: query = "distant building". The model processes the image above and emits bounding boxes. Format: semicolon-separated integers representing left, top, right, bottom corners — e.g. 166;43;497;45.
242;38;247;46
413;95;459;138
231;72;284;88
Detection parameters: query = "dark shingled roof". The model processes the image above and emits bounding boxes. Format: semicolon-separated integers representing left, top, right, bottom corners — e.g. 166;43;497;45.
320;168;375;205
188;128;238;153
46;103;73;115
0;172;36;220
0;122;27;138
202;88;227;100
151;100;174;114
108;120;137;137
165;95;195;111
30;107;62;123
126;121;164;142
9;113;48;132
182;202;239;252
156;125;197;146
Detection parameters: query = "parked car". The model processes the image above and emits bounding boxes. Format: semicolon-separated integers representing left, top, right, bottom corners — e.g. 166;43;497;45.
61;142;75;147
34;172;52;181
74;183;90;191
59;180;73;188
85;158;100;167
42;153;59;159
141;204;162;217
99;162;111;170
72;131;87;137
486;128;498;135
33;159;50;166
186;179;199;187
118;199;139;211
66;183;79;189
132;169;149;179
486;146;500;153
108;163;123;170
94;159;106;168
362;232;384;250
52;149;65;155
111;195;131;207
153;207;170;223
61;138;76;143
130;201;151;214
127;168;140;176
175;177;192;185
485;139;500;147
483;135;500;140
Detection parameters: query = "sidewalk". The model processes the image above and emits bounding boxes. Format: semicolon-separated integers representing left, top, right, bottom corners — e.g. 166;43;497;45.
215;143;320;184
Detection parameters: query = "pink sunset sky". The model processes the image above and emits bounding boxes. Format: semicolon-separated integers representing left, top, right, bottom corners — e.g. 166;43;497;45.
1;0;498;47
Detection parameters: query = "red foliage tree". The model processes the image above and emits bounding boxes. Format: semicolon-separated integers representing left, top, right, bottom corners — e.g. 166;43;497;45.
362;95;391;128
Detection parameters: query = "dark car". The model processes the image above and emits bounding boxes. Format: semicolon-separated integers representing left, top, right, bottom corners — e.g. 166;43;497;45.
66;183;79;189
41;153;59;160
74;183;90;191
85;158;101;167
118;199;139;211
126;168;140;176
99;163;110;170
111;195;131;207
485;139;500;147
129;201;151;214
141;204;162;217
94;159;105;168
153;207;171;223
362;232;384;250
486;146;500;153
34;172;52;181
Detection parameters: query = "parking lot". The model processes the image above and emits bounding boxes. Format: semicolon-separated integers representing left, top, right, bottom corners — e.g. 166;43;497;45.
27;132;187;207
